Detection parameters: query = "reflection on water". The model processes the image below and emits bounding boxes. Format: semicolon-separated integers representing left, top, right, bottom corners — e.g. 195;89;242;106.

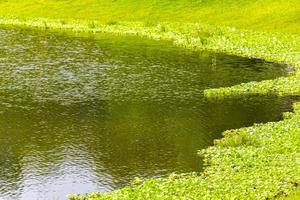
0;27;294;199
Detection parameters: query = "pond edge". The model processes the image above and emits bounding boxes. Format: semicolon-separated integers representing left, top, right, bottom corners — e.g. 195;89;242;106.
0;17;299;200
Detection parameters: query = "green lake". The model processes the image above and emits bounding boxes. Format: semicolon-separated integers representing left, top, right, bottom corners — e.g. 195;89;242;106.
0;27;295;199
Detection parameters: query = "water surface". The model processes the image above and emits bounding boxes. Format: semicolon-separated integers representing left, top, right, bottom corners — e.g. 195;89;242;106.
0;27;294;200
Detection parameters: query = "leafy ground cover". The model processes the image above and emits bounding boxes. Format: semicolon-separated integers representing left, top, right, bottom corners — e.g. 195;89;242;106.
0;0;299;199
279;189;300;200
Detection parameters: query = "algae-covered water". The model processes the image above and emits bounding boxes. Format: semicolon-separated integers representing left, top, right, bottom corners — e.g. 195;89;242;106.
0;27;294;200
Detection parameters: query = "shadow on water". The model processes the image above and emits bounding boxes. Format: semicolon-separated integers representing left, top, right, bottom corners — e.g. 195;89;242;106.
0;27;295;199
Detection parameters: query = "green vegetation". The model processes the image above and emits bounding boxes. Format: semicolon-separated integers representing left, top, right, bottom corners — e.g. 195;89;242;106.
0;0;299;199
0;0;299;33
279;189;300;200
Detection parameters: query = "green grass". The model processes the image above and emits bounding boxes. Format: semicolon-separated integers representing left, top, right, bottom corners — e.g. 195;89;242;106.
0;0;299;200
0;0;299;33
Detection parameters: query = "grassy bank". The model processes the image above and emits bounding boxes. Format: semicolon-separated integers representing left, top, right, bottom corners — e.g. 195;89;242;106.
0;0;299;199
0;0;299;33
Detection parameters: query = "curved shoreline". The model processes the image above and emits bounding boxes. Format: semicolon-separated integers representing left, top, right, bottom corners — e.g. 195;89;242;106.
0;17;299;199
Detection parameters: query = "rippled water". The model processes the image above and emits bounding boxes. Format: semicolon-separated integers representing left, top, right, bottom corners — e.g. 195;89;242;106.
0;27;294;200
